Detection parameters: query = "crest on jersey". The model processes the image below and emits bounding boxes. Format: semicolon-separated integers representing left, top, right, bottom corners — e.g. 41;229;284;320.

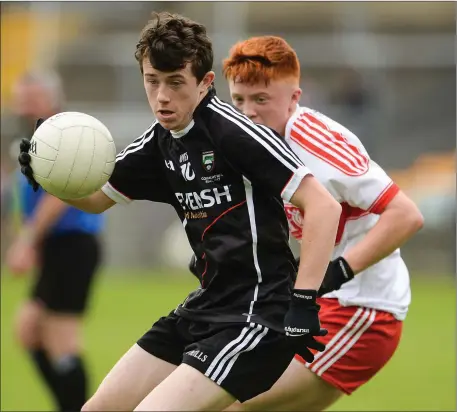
202;151;215;172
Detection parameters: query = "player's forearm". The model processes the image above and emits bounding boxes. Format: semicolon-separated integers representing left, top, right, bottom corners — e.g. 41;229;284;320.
343;192;424;274
60;189;116;214
291;176;341;290
23;194;68;244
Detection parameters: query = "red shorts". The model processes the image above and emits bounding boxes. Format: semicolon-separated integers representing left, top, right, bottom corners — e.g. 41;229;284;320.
295;298;403;394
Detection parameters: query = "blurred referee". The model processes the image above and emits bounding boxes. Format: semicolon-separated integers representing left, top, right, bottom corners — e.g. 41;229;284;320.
4;72;104;411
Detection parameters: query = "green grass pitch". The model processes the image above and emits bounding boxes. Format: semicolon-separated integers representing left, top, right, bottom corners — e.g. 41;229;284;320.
1;269;455;411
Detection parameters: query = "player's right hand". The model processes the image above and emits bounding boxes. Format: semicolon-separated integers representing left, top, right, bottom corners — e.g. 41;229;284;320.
18;119;44;192
5;237;37;276
284;289;328;363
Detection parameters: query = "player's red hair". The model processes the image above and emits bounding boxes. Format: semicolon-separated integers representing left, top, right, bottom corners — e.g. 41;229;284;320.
223;36;300;85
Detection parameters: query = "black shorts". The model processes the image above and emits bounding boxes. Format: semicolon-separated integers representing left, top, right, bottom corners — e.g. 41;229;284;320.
31;232;101;314
137;311;295;402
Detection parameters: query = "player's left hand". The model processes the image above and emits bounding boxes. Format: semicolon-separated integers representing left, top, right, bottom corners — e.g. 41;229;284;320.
295;256;355;297
284;289;328;363
5;237;37;276
317;257;355;296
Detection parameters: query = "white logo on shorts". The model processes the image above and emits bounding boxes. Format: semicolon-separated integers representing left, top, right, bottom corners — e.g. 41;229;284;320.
186;349;208;363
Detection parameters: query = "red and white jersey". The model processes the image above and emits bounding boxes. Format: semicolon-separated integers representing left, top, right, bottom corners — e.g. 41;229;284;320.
284;106;410;320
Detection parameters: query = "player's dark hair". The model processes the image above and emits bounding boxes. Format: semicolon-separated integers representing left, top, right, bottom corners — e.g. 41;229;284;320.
135;11;213;83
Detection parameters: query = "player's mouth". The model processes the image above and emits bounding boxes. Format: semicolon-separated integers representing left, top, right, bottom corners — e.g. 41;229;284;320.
157;110;175;119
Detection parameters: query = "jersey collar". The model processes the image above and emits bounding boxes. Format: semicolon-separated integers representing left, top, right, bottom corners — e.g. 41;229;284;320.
171;119;195;139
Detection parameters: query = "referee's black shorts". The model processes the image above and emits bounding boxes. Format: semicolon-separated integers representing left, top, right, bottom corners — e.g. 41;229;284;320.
137;311;295;402
31;232;101;314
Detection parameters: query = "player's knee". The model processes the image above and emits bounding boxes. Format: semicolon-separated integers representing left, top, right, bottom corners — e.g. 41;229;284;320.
13;301;44;349
42;313;82;359
291;376;343;411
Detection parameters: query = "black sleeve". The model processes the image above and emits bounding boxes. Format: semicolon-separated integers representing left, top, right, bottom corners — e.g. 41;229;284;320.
101;124;171;204
219;118;311;201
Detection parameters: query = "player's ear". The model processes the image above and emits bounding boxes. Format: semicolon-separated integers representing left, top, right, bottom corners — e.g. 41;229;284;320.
199;71;215;91
292;88;302;106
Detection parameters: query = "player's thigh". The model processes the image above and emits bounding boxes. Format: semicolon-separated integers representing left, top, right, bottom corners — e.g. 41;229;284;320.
38;233;101;314
227;358;342;411
135;363;235;411
14;299;46;348
85;312;185;411
82;344;177;412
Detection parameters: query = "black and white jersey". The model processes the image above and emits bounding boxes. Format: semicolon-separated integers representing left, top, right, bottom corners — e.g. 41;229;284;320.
102;88;311;332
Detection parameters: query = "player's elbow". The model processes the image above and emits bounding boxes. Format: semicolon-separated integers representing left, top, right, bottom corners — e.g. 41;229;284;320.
404;205;424;235
386;191;424;236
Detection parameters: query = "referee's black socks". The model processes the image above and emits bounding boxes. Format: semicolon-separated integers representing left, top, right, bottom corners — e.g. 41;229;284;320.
30;349;58;396
30;350;88;412
53;354;88;412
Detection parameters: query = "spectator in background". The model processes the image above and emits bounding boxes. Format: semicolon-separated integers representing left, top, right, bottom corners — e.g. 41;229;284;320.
330;67;371;113
4;71;104;411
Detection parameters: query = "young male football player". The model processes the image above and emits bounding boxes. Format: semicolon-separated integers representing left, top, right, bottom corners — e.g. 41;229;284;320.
18;13;342;411
6;72;103;411
222;36;424;411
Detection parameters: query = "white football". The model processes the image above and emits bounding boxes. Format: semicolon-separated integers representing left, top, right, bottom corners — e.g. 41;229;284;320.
29;111;116;199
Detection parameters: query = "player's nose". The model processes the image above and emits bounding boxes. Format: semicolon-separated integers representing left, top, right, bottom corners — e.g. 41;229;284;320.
242;107;257;120
156;85;171;104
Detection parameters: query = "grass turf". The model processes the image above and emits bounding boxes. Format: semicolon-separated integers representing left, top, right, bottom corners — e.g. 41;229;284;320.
1;269;455;411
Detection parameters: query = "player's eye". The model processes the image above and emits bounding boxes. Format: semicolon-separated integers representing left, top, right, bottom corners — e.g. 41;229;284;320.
233;97;244;105
255;97;268;104
170;81;183;87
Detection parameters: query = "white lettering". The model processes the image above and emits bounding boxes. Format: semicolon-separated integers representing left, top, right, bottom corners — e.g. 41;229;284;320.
185;192;198;210
213;185;232;204
165;160;175;171
180;162;195;181
200;189;215;208
174;186;232;211
186;350;208;363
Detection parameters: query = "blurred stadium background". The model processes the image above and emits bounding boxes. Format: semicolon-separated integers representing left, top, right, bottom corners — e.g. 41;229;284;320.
1;2;455;411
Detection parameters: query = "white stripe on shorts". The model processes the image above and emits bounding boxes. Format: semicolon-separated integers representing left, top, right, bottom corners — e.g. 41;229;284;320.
205;323;269;384
306;308;376;376
315;309;376;376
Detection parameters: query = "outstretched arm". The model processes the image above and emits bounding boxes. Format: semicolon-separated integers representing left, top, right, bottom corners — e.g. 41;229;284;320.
62;190;116;214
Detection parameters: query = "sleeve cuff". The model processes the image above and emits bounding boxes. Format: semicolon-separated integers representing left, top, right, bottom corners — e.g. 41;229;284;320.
369;182;400;214
281;166;313;202
101;182;132;205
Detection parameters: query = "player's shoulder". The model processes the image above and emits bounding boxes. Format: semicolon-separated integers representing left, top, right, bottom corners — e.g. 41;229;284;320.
116;121;159;161
131;120;160;143
285;106;370;176
287;106;363;145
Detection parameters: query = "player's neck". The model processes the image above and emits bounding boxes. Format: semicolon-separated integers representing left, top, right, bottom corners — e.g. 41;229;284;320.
170;87;212;135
